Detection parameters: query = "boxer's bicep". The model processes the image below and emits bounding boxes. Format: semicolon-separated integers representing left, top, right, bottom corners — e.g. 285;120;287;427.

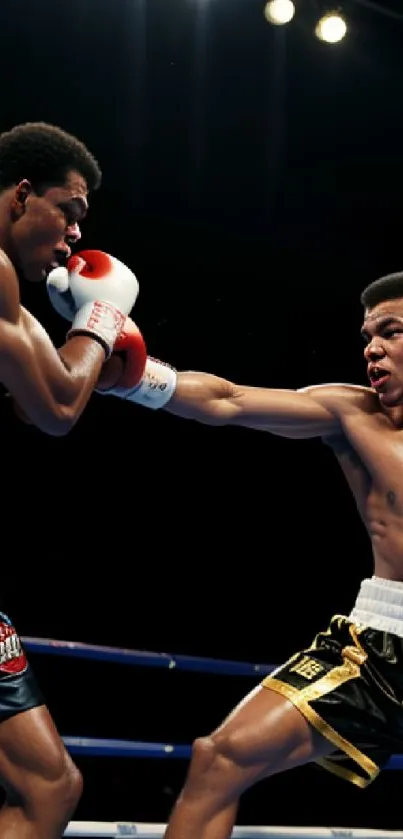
235;383;374;437
227;385;341;437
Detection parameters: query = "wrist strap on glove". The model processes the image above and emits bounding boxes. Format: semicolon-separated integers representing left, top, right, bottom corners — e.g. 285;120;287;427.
98;357;177;409
68;301;127;358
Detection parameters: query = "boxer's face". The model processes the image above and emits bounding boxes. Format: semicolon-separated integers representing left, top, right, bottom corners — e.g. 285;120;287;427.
10;170;88;282
362;297;403;407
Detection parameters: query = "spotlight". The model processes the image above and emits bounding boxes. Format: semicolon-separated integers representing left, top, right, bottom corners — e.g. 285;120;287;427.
315;11;347;43
264;0;295;26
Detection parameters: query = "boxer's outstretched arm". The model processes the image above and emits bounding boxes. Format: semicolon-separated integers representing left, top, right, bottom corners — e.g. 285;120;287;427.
166;371;370;438
92;320;373;437
0;260;105;435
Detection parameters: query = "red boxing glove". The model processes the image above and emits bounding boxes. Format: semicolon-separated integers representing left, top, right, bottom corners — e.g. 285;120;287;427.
97;317;147;394
97;317;177;410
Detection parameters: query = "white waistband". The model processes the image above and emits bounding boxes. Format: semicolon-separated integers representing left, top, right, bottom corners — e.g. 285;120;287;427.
349;576;403;638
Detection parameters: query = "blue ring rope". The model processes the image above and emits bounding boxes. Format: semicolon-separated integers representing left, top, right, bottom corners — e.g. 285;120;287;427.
62;736;402;769
22;636;403;770
22;636;274;676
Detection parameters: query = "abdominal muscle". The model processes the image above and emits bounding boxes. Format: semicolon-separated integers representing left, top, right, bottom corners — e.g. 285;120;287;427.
326;434;403;581
365;496;403;581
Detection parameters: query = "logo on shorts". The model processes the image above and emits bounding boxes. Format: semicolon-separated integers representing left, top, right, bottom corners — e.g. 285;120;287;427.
0;619;27;676
289;655;324;680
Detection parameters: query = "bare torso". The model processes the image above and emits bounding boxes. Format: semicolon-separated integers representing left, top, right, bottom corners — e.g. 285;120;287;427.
323;410;403;580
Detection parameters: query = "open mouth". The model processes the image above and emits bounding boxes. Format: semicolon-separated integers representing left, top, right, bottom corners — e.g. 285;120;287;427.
369;367;390;389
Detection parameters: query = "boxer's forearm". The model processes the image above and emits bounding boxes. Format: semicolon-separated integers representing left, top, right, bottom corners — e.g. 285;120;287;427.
167;370;295;426
166;371;237;423
57;336;106;395
55;336;106;411
22;305;106;417
22;308;107;431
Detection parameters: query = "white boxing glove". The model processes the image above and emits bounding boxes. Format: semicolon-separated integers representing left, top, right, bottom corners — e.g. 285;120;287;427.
47;250;140;357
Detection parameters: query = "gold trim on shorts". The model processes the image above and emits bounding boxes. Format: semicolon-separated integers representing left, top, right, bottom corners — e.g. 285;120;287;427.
262;627;380;789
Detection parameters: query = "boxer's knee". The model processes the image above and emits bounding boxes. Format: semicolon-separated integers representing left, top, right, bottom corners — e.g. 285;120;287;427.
189;736;218;776
18;752;83;822
183;733;245;803
46;753;82;816
54;755;83;816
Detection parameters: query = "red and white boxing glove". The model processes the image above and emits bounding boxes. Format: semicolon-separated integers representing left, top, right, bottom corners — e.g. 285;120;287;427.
47;250;139;357
97;318;177;410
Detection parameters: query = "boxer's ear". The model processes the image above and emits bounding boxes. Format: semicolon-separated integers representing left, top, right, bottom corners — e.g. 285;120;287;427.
11;180;33;218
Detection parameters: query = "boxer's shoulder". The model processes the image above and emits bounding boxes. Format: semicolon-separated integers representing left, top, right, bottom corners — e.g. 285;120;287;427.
0;248;20;320
19;307;52;351
300;382;377;417
0;247;18;282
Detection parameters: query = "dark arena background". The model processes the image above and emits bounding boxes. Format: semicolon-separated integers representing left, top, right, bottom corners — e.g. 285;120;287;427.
2;0;403;835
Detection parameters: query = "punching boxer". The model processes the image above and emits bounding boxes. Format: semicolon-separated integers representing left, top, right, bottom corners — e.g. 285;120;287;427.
0;122;141;839
49;271;403;838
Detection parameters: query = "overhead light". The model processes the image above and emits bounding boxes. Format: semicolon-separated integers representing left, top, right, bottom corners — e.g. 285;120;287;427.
315;12;347;43
264;0;295;26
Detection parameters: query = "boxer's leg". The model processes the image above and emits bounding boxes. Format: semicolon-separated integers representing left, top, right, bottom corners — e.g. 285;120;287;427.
164;616;382;839
0;612;82;838
164;684;332;839
0;705;82;839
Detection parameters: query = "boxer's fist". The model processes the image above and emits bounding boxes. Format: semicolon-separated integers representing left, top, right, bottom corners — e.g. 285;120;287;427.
97;317;147;393
47;250;140;357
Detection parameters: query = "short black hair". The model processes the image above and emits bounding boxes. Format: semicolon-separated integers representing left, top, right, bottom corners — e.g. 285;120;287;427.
360;272;403;310
0;121;102;194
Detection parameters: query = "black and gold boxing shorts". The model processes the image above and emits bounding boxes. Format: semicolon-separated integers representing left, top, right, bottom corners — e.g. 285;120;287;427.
262;614;403;788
